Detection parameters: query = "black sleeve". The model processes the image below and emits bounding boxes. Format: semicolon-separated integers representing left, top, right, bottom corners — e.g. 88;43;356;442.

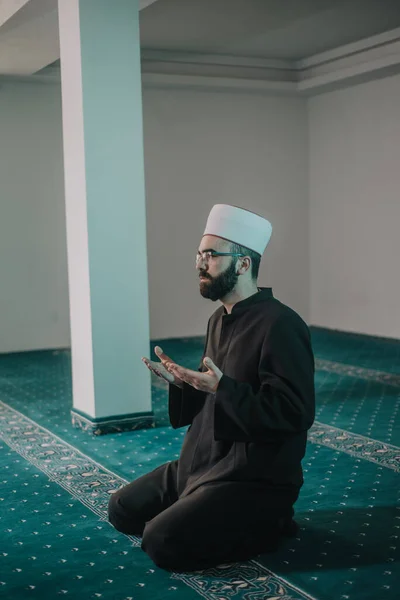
213;313;315;442
168;320;210;429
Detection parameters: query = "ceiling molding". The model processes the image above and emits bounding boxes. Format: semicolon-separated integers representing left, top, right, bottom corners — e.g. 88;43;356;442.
140;49;297;85
297;53;400;95
296;26;400;69
141;72;297;95
296;27;400;94
2;27;400;96
140;27;400;95
141;49;294;71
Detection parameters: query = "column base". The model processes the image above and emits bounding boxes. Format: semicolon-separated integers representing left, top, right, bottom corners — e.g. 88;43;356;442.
71;408;155;436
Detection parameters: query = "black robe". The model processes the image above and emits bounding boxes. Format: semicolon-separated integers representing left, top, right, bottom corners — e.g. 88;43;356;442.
168;287;315;498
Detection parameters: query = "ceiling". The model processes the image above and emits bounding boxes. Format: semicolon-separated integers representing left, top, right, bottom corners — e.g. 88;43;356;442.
139;0;400;61
0;0;400;81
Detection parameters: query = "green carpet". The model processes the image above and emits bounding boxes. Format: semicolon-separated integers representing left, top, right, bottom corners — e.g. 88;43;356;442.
311;327;400;374
0;438;197;600
0;327;399;599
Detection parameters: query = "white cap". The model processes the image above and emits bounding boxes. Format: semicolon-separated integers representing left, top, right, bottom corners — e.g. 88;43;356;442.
202;204;272;256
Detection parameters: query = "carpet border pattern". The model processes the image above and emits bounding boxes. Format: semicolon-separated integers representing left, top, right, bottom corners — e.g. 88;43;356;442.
316;359;400;387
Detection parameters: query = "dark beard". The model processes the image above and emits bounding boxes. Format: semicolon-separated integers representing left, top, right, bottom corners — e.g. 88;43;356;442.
199;258;239;301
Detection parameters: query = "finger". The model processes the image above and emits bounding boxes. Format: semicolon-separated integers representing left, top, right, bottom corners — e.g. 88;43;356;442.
203;357;216;372
143;359;158;375
151;365;171;382
167;363;183;378
142;358;163;377
174;367;200;388
174;369;194;387
146;362;158;375
167;362;186;372
154;346;173;364
142;357;152;369
168;363;183;376
142;357;156;367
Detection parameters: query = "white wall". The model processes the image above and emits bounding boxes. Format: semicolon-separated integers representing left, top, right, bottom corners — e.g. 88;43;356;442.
0;82;309;352
3;75;399;352
308;74;400;340
0;83;70;353
143;88;309;339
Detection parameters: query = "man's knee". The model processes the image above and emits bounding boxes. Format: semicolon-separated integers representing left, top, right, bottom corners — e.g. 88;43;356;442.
107;491;143;535
107;491;125;531
141;519;188;571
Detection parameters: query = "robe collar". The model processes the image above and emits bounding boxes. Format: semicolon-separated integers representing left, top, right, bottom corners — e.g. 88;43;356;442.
222;287;273;316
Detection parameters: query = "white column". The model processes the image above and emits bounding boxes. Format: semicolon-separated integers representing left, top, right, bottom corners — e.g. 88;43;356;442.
58;0;153;433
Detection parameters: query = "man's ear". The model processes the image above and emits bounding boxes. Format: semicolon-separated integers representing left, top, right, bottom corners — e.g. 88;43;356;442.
237;257;250;275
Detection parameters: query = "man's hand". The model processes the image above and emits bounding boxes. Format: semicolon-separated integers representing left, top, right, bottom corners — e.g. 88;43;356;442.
165;357;223;393
141;346;184;389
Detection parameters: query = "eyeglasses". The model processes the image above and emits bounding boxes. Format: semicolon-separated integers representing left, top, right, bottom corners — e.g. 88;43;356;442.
196;250;245;265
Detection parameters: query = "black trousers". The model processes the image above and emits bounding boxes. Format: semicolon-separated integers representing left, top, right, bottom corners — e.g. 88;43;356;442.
107;460;299;572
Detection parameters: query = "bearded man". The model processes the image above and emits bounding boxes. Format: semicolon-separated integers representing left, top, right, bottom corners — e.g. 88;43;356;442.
108;204;315;572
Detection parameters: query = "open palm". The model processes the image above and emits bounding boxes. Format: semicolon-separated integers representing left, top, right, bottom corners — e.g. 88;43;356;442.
141;347;183;388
